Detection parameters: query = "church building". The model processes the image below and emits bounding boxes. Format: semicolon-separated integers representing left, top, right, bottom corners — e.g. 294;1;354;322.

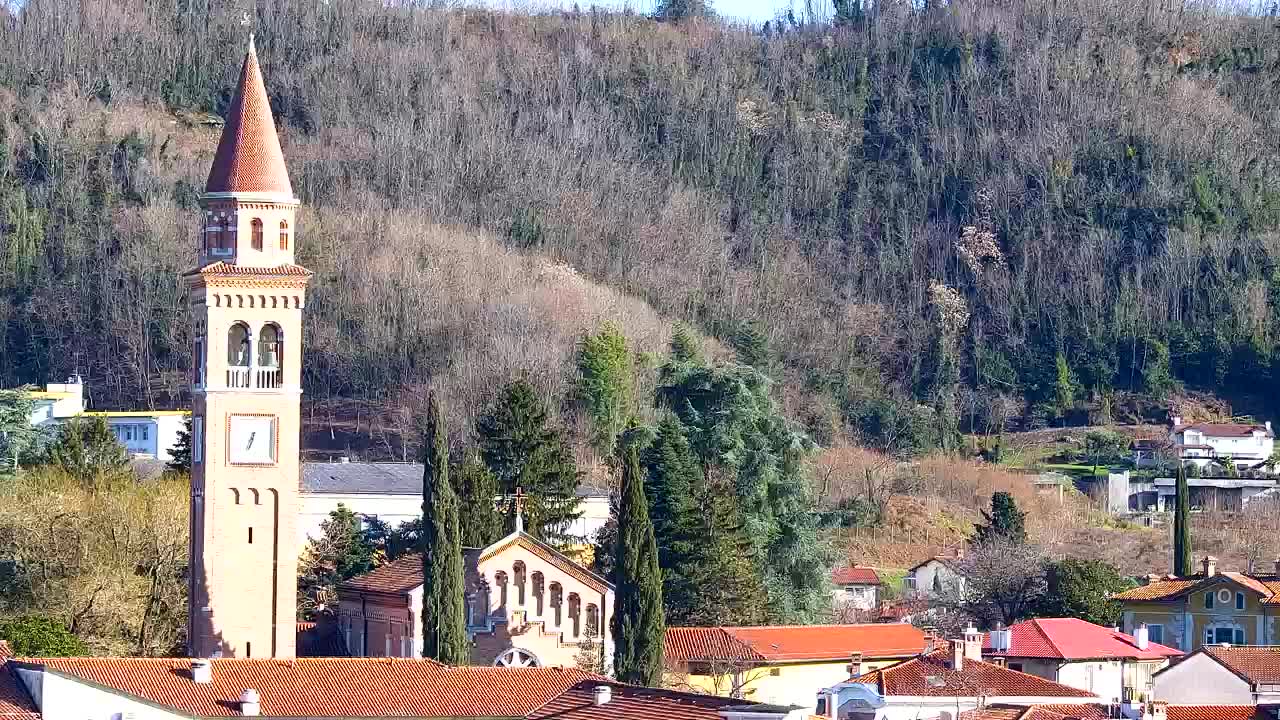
335;510;615;671
185;35;310;659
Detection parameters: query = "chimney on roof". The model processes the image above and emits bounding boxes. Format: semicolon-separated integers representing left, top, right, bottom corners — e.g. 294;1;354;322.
1171;416;1182;428
192;659;212;684
1145;574;1161;585
1147;702;1168;720
593;686;612;706
963;624;983;661
1135;624;1150;651
990;623;1011;653
847;652;864;677
1203;556;1217;577
338;455;350;464
239;688;261;716
951;639;965;671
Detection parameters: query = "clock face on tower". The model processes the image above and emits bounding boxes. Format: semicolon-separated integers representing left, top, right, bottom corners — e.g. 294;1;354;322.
227;414;277;465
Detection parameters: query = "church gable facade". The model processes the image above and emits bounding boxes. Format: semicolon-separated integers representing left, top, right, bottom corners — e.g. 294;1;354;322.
335;530;615;671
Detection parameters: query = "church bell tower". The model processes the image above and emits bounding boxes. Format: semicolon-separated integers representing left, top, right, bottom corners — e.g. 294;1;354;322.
186;36;310;659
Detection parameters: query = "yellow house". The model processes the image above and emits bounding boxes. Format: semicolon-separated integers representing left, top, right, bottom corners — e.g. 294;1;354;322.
1114;556;1280;651
664;623;925;710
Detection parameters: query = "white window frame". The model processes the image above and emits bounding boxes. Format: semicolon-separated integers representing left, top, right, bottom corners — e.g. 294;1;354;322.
1205;623;1245;646
193;417;203;464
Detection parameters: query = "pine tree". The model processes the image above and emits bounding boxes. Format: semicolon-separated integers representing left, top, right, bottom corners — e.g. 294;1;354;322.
166;415;192;472
974;491;1027;545
668;323;703;365
454;449;504;548
731;320;772;375
575;322;634;453
612;445;665;686
420;394;469;664
1174;463;1192;576
476;380;580;544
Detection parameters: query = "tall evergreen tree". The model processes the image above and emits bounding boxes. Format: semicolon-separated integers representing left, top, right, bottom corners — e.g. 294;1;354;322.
1174;463;1192;576
974;491;1027;545
166;415;192;472
575;322;634;453
476;380;581;544
454;449;504;548
612;445;665;685
420;394;468;664
657;357;829;623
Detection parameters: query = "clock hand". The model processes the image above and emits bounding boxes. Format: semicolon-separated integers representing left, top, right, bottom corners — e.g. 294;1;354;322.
247;431;255;450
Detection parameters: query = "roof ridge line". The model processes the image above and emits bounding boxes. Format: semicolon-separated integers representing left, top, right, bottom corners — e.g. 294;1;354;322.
1034;618;1069;659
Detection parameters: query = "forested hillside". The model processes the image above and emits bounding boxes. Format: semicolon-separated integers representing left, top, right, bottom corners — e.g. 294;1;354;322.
3;0;1280;452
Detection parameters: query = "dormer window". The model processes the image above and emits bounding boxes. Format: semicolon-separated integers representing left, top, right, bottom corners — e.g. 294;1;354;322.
251;218;264;250
279;220;289;250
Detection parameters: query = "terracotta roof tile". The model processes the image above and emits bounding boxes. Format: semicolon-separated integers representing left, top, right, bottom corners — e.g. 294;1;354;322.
206;38;293;196
21;657;596;717
0;655;38;720
526;680;754;720
962;704;1113;720
1114;578;1202;601
1166;706;1268;720
852;650;1098;698
664;628;762;664
1115;572;1280;604
186;261;312;277
339;554;425;595
983;618;1182;660
1202;645;1280;684
728;624;925;662
833;566;882;585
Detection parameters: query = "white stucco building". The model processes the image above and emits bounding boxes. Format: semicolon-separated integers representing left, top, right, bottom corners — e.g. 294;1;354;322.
1152;645;1280;706
1134;417;1276;471
17;376;189;463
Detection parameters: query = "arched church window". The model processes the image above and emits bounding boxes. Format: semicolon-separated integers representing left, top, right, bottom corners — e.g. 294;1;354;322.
585;604;600;638
513;561;526;606
258;325;281;368
251;218;264;250
549;582;563;627
227;323;251;366
495;571;509;614
279;220;290;250
531;572;544;617
193;337;205;387
567;593;581;638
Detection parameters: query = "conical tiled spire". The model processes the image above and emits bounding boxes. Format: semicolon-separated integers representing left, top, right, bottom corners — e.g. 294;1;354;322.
205;35;293;196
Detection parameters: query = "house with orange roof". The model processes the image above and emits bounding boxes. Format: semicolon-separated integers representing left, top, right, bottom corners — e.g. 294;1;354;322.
817;629;1101;720
1152;645;1280;707
833;566;885;611
983;618;1182;702
1114;556;1280;651
0;654;811;720
665;623;927;710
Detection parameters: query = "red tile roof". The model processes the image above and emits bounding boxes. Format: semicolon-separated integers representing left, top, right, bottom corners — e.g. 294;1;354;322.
962;704;1112;720
339;553;425;595
851;650;1097;698
665;624;926;664
20;657;596;717
186;261;313;277
1200;645;1280;684
729;624;925;662
205;37;293;196
983;618;1182;660
665;627;762;663
0;655;38;720
526;680;753;720
1166;706;1267;720
1114;572;1280;605
833;566;882;585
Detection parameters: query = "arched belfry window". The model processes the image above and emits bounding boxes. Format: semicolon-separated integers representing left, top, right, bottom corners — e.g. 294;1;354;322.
227;323;251;366
279;220;290;250
258;325;281;368
251;218;264;251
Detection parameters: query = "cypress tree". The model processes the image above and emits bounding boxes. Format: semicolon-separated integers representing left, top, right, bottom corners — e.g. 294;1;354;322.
420;394;469;664
476;380;581;544
612;445;665;686
1174;463;1192;576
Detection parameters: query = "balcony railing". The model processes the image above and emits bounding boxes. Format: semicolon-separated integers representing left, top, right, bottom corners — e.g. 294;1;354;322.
225;366;283;389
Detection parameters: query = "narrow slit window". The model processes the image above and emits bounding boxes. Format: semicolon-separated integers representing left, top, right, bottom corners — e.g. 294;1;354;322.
248;527;254;544
279;220;289;250
251;218;263;250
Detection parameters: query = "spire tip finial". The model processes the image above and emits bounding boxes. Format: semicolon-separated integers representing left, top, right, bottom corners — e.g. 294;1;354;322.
248;32;256;52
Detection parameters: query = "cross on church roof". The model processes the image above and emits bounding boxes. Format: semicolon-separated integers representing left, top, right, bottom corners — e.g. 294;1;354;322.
498;486;528;534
